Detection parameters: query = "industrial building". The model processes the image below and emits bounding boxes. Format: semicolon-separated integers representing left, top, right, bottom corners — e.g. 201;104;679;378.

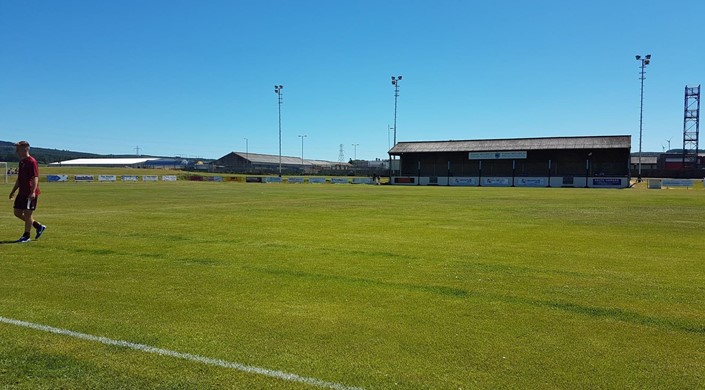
213;152;350;174
631;150;705;178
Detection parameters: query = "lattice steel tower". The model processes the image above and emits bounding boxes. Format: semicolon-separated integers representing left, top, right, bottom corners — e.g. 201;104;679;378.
682;85;700;168
338;144;345;163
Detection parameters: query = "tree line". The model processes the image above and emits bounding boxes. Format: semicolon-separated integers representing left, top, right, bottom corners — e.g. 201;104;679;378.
1;141;100;164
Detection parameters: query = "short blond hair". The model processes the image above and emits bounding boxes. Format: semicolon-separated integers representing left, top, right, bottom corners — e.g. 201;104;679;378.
15;141;30;148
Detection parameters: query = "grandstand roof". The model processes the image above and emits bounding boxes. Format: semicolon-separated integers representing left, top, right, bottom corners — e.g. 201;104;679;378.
389;135;631;154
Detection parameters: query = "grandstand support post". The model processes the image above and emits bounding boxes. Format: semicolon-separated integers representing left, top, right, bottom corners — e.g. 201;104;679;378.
417;161;420;186
447;161;450;186
511;159;516;187
478;160;482;187
388;153;392;184
585;153;592;188
547;159;552;187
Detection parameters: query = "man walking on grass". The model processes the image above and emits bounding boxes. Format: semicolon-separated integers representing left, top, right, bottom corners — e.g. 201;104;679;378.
9;141;46;243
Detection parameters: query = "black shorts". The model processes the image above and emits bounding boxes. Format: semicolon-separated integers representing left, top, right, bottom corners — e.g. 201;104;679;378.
13;195;38;211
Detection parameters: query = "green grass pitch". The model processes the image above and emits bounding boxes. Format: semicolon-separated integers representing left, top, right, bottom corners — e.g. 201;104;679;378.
1;180;704;388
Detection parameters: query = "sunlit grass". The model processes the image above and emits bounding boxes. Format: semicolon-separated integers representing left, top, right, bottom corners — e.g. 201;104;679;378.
1;182;704;388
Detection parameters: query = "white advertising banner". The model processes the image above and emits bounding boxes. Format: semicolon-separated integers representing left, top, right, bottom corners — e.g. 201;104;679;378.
331;178;350;184
308;177;326;184
647;179;661;189
288;177;305;183
46;175;69;182
162;175;177;182
592;178;623;187
449;177;476;186
75;175;94;182
98;175;117;182
121;175;139;182
516;178;545;187
469;151;527;160
352;178;372;184
266;177;283;183
483;178;510;186
662;179;693;188
142;175;159;182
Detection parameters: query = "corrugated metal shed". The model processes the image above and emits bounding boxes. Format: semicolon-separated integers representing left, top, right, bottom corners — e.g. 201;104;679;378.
389;135;631;154
234;152;304;165
229;152;346;167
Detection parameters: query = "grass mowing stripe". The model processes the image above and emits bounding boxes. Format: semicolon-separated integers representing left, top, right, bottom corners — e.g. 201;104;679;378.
0;316;363;390
246;266;704;333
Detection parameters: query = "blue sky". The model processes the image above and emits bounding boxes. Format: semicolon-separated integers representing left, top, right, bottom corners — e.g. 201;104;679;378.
1;0;703;161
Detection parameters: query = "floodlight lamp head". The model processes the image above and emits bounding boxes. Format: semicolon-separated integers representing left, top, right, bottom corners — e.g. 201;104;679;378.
398;75;402;80
644;59;650;65
392;80;396;85
645;54;651;59
635;55;641;60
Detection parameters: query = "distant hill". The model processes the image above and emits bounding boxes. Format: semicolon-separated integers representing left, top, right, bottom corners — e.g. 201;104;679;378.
0;141;162;164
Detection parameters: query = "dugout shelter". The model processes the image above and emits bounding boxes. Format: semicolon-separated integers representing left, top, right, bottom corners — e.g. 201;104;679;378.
388;135;631;188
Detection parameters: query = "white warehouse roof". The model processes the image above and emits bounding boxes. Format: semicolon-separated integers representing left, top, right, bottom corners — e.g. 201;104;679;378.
49;158;160;166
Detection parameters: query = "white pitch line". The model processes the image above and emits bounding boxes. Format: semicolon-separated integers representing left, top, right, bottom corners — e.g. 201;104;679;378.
0;316;363;390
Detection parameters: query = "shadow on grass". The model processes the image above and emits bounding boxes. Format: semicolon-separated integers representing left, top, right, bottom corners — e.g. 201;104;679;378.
247;266;469;298
519;298;705;334
246;265;705;335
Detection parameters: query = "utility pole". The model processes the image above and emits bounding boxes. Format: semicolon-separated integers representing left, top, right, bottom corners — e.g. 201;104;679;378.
274;84;284;176
298;134;307;168
244;138;249;171
635;54;651;181
391;76;402;146
390;76;403;179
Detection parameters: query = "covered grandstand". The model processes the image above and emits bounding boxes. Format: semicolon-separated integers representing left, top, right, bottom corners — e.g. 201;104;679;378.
388;135;631;188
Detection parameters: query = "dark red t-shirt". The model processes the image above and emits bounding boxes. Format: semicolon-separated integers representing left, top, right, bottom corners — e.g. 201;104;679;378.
18;156;41;197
